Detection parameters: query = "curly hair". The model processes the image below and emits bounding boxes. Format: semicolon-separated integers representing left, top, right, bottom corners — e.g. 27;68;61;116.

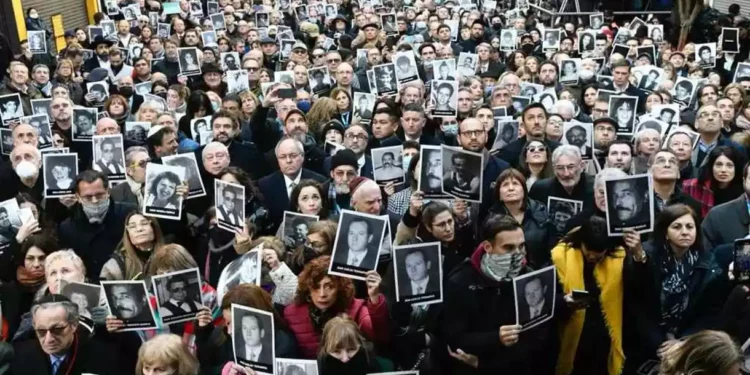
294;256;354;312
306;97;338;136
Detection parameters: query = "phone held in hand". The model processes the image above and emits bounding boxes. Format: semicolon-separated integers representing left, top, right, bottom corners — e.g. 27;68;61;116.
572;289;590;300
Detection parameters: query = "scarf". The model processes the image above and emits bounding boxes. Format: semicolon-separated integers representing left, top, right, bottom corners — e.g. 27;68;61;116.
35;81;52;97
16;265;45;288
736;114;750;130
551;243;625;375
660;246;699;335
318;349;372;374
126;177;144;207
308;304;339;334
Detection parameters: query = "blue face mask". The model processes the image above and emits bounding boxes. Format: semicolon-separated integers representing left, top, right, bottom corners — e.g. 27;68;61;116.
402;155;413;170
443;123;458;136
484;85;494;97
211;101;220;111
297;100;311;113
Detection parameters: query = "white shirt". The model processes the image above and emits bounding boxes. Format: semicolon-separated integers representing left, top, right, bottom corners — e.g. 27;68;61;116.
724;54;735;71
283;173;302;198
244;343;263;362
346;248;368;267
529;299;545;319
357;155;365;175
98;58;111;71
410;276;430;295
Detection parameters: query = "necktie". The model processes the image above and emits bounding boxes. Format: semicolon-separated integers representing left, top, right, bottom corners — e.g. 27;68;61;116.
352;256;359;265
51;357;62;375
416;286;423;294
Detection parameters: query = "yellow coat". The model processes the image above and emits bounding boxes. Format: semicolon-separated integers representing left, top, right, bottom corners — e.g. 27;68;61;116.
551;242;626;375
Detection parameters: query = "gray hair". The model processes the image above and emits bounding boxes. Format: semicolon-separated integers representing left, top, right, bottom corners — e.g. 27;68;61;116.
551;144;582;165
32;64;49;74
44;250;86;278
124;146;148;168
554;99;575;115
10;145;41;161
202;141;229;160
274;136;305;156
594;167;628;190
31;300;80;325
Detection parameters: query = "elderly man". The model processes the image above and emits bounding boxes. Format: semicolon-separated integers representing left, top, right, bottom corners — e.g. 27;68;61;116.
58;170;136;282
95;118;120;136
258;137;327;231
325;124;373;179
11;294;120;375
0;62;43;117
564;168;628;232
648;149;701;216
12;123;39;148
326;149;359;216
529;145;595;211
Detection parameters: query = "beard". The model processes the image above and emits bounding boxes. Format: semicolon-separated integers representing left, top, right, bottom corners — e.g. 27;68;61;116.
334;182;350;195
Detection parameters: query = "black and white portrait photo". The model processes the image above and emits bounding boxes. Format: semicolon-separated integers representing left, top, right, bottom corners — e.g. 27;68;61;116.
329;210;387;280
128;43;143;62
492;119;519;151
604;173;654;236
0;198;21;246
295;5;308;21
372;145;405;185
276;359;318;375
0;94;24;125
561;122;593;160
43;153;78;198
559;59;580;86
215;179;246;232
30;98;51;118
163;153;206;198
125;121;151;144
217;246;262;301
0;129;12;156
202;31;218;47
274;71;294;87
152;268;203;325
189;1;203;16
543;30;560;51
232;305;275;374
578;31;596;53
735;63;750;83
59;281;101;329
501;29;516;51
538;92;558;112
445;20;459;41
431;60;455;82
86;81;109;104
511;96;532;115
157;23;171;39
255;12;269;28
279;40;295;61
695;43;717;69
178;47;202;76
106;1;120;15
608;95;638;135
589;13;603;29
513;265;556;330
596;76;614;91
220;51;241;72
647;24;664;43
457;53;477;77
373;63;398;96
635;119;668;138
431;80;458;117
736;239;750;283
393;52;419;84
673;77;696;106
92;135;126;181
441;145;483;202
393;242;443;306
722;28;740;53
210;13;226;30
638;68;663;93
381;13;397;34
28;30;46;54
72;108;96;140
88;26;103;42
190;116;212;146
282;211;318;249
20;114;52;149
227;70;250;94
143;162;186;220
135;81;152;96
307;67;332;95
353;93;375;122
417;146;448;199
324;4;337;18
652;104;679;127
548;197;583;234
101;280;157;331
742;336;750;373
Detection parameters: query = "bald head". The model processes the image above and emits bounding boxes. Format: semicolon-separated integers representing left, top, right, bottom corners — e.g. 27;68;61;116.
96;118;120;135
12;123;38;148
118;75;133;87
351;179;382;214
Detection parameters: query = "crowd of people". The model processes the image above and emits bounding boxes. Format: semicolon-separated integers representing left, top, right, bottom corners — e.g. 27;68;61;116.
3;0;750;374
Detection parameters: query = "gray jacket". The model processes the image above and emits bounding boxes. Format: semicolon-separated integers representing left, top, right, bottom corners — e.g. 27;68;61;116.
701;195;750;250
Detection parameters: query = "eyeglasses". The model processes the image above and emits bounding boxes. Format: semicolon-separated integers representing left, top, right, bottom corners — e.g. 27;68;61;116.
130;159;150;168
34;325;69;338
313;54;325;58
526;146;546;152
698;111;721;118
460;129;484;138
554;164;578;173
245;67;259;72
345;133;368;141
327;58;341;64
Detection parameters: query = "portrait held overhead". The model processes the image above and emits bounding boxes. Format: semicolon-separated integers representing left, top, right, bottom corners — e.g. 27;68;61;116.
142;162;186;220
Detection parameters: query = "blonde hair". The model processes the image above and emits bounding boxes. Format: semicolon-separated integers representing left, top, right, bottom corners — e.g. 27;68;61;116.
136;102;162;123
306;97;338;136
144;244;199;279
55;59;75;79
660;330;741;375
318;315;369;360
136;334;199;375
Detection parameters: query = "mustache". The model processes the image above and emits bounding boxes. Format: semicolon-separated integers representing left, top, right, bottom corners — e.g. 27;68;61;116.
615;205;632;212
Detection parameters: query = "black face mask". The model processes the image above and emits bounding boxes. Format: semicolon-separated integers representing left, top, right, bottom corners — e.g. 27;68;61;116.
492;24;502;30
319;350;370;374
118;86;134;97
522;44;534;55
155;92;167;99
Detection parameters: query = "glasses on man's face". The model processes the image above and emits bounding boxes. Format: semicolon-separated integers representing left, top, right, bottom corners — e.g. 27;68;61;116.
313;54;324;59
327;58;341;64
35;324;69;338
131;159;150;169
554;164;578;173
698;111;721;119
345;133;368;141
460;129;484;138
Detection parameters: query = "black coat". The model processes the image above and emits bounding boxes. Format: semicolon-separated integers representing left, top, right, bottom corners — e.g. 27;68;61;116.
11;329;124;375
528;174;595;212
257;169;327;231
442;250;558;374
57;201;136;282
485;199;556;268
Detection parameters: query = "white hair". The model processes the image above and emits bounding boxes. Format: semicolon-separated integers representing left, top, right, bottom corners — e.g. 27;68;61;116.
594;167;628;190
551;144;582;165
554;99;575;115
274;137;305;156
10;145;41;161
44;250;86;278
201;141;229;160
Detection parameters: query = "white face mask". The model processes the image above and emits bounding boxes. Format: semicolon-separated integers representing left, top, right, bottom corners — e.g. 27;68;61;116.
579;69;595;81
15;160;38;179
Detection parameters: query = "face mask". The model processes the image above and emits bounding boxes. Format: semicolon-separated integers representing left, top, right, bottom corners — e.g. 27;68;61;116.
522;44;534;55
442;123;458;136
297;100;311;113
156;92;167;99
211;101;220;111
416;21;426;31
402;155;413;170
30;13;38;19
14;161;38;179
492;23;502;30
118;86;134;97
484;85;494;96
480;250;524;281
82;198;110;224
579;69;594;81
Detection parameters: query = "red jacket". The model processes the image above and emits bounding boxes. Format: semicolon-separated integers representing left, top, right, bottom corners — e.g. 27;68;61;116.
283;294;390;358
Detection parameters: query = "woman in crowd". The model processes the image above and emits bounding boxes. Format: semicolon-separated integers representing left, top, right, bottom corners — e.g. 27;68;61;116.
518;140;554;188
724;83;745;111
506;51;526;73
104;95;132;129
633;128;662;173
282;256;389;359
152;81;169;97
238;91;260;124
137;26;153;45
100;213;165;281
485;169;555;268
524;56;540;79
645;91;664;113
245;236;299;306
580;84;598;115
219;167;273;235
287;179;331;223
331;88;352;127
136;334;200;375
167;84;189;116
544;114;564;142
307;98;339;135
625;204;729;365
12;232;57;316
734;98;750;131
552;215;628;375
288;220;337;275
135;101;161;125
197;284;299;374
659;330;742;375
178;90;216;142
317;316;389;373
52;59;84;105
682;146;746;217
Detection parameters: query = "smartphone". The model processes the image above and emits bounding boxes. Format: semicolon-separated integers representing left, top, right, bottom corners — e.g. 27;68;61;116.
278;88;296;99
572;289;590;300
734;238;750;282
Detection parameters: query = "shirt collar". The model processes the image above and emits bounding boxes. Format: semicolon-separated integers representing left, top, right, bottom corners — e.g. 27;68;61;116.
284;172;302;187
